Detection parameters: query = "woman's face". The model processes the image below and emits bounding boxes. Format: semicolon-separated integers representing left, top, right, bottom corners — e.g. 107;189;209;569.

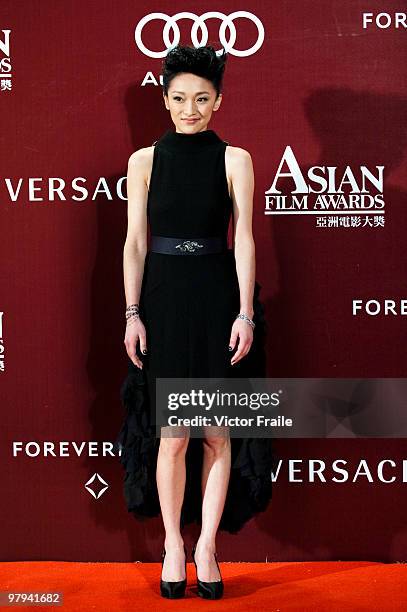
163;72;222;133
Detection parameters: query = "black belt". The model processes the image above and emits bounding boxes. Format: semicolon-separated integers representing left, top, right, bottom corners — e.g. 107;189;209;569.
150;235;227;255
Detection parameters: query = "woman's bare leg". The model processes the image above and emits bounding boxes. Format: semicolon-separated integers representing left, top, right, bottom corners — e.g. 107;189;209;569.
194;426;231;581
156;426;189;581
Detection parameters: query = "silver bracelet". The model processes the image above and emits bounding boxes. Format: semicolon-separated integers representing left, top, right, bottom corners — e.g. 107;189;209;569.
125;303;139;320
235;312;255;329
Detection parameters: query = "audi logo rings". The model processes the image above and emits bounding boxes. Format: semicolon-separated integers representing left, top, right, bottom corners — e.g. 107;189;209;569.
135;11;265;58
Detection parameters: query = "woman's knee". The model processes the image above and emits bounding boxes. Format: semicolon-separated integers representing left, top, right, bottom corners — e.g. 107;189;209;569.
203;433;230;457
159;434;189;457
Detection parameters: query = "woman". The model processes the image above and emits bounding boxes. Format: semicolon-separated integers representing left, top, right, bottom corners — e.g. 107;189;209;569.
115;44;276;600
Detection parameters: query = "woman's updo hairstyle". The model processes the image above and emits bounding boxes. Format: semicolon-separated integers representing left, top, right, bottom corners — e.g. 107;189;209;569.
162;45;228;97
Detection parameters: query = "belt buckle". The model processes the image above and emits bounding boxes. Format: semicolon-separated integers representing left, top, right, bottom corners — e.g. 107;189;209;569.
175;240;203;253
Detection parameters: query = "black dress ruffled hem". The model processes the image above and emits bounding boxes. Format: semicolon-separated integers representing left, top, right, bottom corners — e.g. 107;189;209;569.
114;281;279;534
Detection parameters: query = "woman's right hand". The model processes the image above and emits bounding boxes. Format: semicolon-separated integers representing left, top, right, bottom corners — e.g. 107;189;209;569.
124;317;147;369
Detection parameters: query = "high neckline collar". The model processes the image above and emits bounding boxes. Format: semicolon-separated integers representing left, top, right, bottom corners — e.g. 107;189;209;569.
157;127;223;151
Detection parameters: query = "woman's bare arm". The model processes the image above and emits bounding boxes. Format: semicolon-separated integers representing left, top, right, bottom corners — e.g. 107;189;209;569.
228;147;255;318
226;146;256;365
123;147;152;368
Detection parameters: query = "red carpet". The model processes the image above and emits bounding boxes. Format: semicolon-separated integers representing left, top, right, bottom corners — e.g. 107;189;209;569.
1;561;406;610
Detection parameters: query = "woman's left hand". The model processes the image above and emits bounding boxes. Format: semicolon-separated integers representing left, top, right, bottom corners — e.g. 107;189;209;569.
228;318;253;365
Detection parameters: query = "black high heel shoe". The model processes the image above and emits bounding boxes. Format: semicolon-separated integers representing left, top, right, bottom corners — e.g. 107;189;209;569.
191;542;224;600
160;544;187;599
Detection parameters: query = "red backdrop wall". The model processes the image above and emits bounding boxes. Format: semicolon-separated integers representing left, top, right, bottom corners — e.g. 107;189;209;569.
1;0;406;562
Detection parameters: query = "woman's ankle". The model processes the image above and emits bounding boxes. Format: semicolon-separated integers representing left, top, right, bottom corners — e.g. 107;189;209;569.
195;536;216;553
164;535;184;551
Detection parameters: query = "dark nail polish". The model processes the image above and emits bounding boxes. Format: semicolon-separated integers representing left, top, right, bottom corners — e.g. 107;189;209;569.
228;346;233;351
142;349;147;354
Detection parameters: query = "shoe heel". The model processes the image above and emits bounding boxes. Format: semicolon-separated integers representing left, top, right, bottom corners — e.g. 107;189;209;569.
191;541;224;600
160;544;187;599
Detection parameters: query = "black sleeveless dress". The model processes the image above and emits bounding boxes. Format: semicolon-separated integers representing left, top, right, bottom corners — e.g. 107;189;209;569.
114;128;278;534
